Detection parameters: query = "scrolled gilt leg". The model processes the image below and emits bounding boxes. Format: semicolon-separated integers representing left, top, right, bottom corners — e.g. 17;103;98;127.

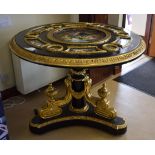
39;83;62;119
94;83;116;119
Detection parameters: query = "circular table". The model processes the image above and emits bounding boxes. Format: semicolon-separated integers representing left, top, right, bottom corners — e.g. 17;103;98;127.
9;22;146;134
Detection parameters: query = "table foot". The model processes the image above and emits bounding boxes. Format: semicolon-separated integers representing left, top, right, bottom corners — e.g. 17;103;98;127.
29;69;127;135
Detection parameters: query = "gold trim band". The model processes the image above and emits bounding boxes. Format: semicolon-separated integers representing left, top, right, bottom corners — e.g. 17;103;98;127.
9;38;146;68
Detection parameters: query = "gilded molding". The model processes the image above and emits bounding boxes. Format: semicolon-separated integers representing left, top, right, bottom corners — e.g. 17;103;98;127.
30;115;127;130
9;38;146;68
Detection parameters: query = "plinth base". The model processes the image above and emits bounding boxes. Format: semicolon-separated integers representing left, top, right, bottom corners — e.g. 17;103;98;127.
30;102;127;135
29;69;127;135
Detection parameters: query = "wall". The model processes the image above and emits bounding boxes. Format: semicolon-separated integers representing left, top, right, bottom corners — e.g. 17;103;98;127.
0;14;78;91
108;14;147;36
130;14;147;36
108;14;123;27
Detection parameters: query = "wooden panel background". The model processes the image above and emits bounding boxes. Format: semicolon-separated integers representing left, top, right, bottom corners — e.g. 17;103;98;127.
79;14;121;84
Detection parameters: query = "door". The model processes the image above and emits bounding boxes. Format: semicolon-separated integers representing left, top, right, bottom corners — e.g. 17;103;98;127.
147;15;155;57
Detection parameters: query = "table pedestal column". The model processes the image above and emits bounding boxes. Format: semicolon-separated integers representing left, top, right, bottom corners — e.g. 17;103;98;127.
29;69;127;135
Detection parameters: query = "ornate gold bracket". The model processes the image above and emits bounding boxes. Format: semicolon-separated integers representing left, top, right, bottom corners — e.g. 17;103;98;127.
94;83;116;119
39;83;62;119
37;69;117;120
39;81;72;119
29;68;127;135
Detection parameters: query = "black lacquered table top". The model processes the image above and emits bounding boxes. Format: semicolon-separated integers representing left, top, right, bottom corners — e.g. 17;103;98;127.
9;22;146;68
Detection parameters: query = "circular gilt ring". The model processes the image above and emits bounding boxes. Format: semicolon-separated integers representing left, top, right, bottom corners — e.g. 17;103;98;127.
102;43;119;52
46;44;64;52
118;33;131;39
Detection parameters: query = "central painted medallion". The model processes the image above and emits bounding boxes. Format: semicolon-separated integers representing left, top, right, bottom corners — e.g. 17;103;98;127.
47;27;111;45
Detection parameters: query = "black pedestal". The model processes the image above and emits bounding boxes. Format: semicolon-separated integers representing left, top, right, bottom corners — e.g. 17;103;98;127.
30;69;127;135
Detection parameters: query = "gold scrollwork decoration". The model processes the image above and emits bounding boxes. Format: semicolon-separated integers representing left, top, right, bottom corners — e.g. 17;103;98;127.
39;83;62;119
23;22;133;55
70;69;87;76
104;25;131;39
70;74;117;119
94;83;117;119
39;79;73;119
32;69;118;120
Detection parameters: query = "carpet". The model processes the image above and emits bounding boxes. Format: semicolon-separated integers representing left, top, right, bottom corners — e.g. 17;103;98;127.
0;96;9;140
114;59;155;97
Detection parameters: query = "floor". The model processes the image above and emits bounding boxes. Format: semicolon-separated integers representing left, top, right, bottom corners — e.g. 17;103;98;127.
4;55;155;140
